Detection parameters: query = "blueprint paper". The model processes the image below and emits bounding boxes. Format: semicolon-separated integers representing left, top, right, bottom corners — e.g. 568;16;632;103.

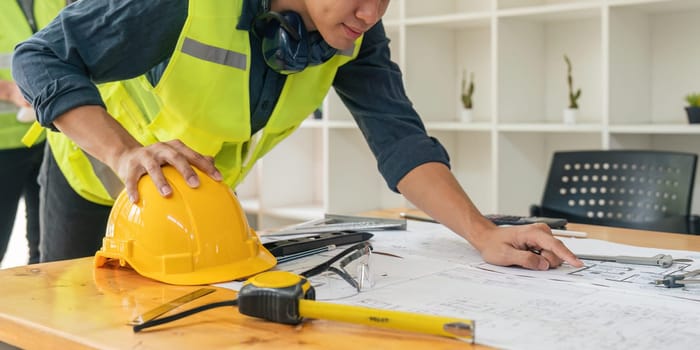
219;221;700;349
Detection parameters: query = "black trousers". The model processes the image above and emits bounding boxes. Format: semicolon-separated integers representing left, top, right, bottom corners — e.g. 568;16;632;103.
38;142;112;262
0;142;43;264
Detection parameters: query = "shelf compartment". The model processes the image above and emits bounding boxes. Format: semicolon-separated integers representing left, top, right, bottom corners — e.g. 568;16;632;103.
432;130;495;212
383;0;401;22
425;121;493;131
609;123;700;134
405;24;492;123
262;204;325;222
405;0;492;18
299;118;324;129
327;129;405;214
609;0;700;13
497;122;603;132
325;89;354;123
498;0;601;12
236;162;260;200
497;13;602;124
608;3;700;125
404;13;492;29
239;197;260;213
258;128;324;209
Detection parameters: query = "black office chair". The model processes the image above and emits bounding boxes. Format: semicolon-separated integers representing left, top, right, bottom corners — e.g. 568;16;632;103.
531;150;700;234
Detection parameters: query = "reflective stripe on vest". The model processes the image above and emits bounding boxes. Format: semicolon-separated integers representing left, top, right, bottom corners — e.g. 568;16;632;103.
48;0;362;205
181;37;247;70
0;0;63;149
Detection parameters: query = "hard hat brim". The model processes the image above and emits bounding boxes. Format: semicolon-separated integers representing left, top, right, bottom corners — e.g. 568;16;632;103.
95;248;276;285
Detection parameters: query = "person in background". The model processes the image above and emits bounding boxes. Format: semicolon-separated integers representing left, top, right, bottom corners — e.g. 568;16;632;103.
0;0;65;265
13;0;583;270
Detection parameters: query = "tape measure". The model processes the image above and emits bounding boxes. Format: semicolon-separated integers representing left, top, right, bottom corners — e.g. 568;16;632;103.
237;271;476;342
238;271;316;325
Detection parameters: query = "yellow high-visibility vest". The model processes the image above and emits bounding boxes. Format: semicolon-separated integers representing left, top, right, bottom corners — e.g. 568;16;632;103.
46;0;361;205
0;0;64;149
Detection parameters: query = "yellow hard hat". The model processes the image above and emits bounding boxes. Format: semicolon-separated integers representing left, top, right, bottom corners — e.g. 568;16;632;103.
95;166;276;285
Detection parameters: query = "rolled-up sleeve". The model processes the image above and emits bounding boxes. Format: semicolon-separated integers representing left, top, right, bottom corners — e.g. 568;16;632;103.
12;0;186;129
333;22;450;193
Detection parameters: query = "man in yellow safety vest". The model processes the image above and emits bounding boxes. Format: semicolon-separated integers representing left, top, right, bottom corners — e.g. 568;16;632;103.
0;0;65;265
13;0;583;270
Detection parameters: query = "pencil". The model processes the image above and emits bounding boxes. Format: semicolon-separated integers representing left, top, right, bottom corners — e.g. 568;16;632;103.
551;229;588;238
399;212;437;223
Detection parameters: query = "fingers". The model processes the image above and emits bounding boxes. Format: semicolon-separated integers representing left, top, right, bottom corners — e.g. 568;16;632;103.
122;163;146;203
166;140;222;183
479;224;584;271
144;160;172;196
512;250;551;270
523;226;583;268
538;249;564;268
116;140;221;203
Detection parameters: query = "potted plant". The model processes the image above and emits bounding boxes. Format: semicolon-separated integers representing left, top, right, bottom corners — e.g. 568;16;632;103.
684;93;700;124
460;70;474;122
563;55;581;124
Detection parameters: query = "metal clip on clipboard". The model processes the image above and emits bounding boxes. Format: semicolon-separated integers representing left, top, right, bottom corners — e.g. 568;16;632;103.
262;214;407;237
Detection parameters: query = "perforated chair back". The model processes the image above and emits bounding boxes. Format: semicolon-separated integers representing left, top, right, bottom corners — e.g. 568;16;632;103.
533;150;698;233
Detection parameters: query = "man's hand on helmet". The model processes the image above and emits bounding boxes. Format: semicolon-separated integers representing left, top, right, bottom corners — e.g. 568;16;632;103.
116;139;222;203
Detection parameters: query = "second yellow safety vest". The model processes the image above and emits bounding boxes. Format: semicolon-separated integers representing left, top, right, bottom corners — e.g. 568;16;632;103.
0;0;64;149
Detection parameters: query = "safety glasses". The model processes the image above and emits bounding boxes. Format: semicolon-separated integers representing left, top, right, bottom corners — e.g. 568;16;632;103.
299;241;373;300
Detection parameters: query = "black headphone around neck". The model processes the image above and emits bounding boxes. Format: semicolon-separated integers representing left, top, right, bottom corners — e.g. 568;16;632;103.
252;0;337;74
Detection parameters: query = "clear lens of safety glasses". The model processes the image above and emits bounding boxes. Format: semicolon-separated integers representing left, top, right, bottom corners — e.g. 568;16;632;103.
300;241;373;300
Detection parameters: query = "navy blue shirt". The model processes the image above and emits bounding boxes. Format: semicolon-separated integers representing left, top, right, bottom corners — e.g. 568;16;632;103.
12;0;450;192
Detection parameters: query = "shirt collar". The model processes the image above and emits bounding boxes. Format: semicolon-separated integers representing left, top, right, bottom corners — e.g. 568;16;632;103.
236;0;260;31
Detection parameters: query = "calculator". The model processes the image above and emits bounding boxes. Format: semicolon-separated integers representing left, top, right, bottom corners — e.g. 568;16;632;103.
484;214;567;229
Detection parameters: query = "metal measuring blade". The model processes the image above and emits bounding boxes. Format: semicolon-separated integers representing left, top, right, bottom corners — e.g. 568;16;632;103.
128;288;216;325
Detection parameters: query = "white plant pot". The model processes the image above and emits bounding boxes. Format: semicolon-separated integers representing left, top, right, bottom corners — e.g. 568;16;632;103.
460;108;473;123
563;108;577;125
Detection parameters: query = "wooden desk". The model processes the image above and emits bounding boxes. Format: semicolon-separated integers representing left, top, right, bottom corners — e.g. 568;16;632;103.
1;213;699;349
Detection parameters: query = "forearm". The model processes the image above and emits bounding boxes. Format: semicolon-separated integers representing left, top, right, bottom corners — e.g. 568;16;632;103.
0;80;28;107
0;80;12;101
53;105;222;203
53;105;141;172
396;162;495;250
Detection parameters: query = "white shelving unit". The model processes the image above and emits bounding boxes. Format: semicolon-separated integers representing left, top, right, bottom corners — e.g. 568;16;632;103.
239;0;700;230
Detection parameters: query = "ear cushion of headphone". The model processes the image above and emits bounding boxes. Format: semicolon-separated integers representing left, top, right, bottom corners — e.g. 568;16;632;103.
255;11;310;73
